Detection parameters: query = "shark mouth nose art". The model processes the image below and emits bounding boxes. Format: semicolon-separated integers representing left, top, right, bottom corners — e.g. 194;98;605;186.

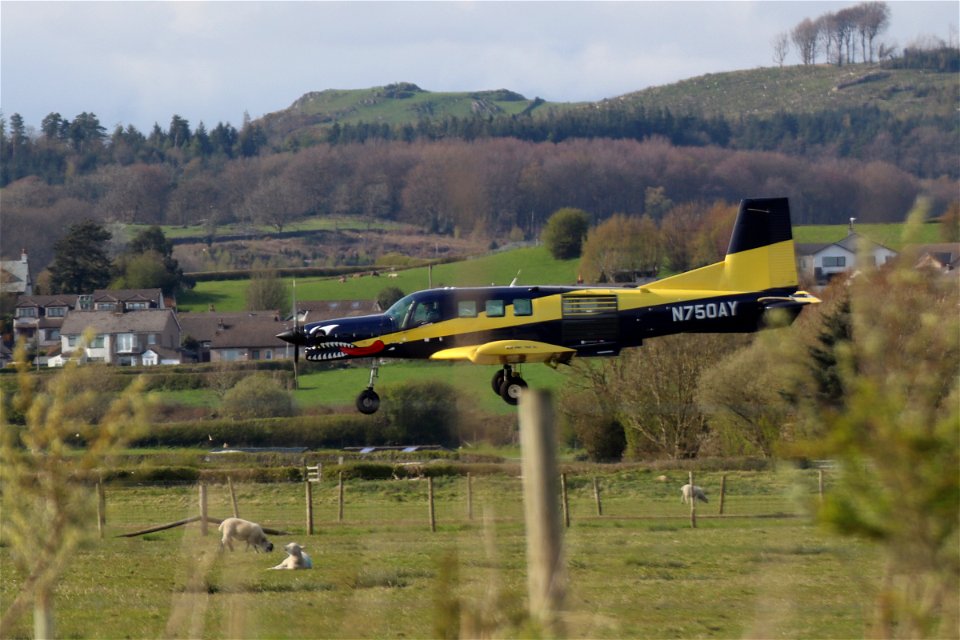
305;340;385;361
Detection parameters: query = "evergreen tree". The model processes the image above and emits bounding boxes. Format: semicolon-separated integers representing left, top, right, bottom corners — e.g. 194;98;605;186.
47;220;113;294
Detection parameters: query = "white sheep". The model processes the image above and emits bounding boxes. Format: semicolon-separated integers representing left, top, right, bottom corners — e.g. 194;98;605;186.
218;517;274;553
270;542;313;570
680;484;709;504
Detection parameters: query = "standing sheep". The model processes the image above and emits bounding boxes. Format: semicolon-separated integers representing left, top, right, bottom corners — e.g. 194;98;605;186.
680;484;709;504
218;517;274;553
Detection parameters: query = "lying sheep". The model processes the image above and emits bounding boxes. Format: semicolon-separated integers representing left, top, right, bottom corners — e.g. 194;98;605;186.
218;517;274;553
270;542;312;570
680;484;709;504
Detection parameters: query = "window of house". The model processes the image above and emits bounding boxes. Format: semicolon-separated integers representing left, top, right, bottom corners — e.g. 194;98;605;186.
513;298;533;316
47;307;66;318
16;307;37;318
264;350;272;360
117;333;135;352
67;336;77;348
148;333;158;345
458;301;478;318
47;329;60;341
90;336;105;349
486;300;505;317
126;302;149;310
96;303;116;311
251;349;261;360
822;256;846;268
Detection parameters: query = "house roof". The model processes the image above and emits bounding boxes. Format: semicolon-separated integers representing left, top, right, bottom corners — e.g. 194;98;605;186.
92;288;164;305
179;311;282;343
178;311;290;350
16;294;80;308
60;309;178;335
910;243;960;268
0;253;30;294
795;233;897;257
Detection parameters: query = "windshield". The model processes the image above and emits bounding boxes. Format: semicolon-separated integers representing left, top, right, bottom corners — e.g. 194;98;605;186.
384;293;417;327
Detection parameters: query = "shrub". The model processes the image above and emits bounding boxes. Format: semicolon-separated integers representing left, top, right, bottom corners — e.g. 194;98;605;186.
222;374;296;419
542;208;590;259
380;380;459;447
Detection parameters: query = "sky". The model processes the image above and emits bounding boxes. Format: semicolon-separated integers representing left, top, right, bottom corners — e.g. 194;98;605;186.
2;1;957;134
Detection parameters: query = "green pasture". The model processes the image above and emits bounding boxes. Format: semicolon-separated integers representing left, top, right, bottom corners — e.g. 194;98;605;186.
177;246;581;313
158;360;569;415
174;221;943;314
126;216;408;241
793;221;942;249
0;469;882;638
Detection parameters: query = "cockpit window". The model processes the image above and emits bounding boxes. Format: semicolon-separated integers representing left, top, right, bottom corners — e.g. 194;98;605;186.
410;300;442;327
384;294;416;327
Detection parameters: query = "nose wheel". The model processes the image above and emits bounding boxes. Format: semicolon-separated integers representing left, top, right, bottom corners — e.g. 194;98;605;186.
356;360;381;414
491;365;527;406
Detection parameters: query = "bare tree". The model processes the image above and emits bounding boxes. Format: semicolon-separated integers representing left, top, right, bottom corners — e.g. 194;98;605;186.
792;18;820;65
772;31;790;66
858;1;891;63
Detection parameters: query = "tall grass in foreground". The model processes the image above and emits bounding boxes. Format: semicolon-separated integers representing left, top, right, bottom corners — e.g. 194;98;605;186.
0;472;883;638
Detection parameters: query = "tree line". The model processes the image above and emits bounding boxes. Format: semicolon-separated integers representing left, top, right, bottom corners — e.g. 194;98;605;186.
3;135;955;273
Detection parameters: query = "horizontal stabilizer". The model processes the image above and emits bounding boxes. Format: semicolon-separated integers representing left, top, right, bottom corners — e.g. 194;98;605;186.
430;340;575;366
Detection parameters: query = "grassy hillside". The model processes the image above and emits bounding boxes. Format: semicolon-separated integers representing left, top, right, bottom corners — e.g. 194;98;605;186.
260;66;958;143
177;222;943;313
616;64;958;120
177;245;581;312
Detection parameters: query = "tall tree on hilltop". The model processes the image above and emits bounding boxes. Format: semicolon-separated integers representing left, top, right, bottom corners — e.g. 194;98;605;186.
47;220;113;294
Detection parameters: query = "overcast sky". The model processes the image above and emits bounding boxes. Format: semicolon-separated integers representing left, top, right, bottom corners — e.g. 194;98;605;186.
2;1;956;133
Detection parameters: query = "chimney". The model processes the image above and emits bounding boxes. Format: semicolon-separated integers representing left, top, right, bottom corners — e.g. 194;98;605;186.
20;249;28;263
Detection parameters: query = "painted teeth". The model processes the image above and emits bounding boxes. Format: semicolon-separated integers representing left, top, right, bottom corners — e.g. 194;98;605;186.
305;342;353;361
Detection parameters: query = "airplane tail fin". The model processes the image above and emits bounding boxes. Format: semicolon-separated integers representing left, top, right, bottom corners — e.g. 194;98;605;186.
651;197;799;293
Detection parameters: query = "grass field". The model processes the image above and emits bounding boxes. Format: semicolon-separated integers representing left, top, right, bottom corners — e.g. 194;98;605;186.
0;469;882;638
175;221;943;313
161;360;568;415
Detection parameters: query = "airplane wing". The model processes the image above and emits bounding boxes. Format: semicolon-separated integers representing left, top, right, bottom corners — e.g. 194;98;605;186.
430;340;576;366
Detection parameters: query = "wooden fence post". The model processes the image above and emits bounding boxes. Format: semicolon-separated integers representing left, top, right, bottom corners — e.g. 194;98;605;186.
199;483;208;536
688;471;697;529
227;477;239;518
718;474;727;515
337;472;344;523
593;476;602;516
305;478;314;535
428;477;437;532
560;473;570;528
466;473;473;521
519;390;565;633
818;469;824;502
96;479;106;539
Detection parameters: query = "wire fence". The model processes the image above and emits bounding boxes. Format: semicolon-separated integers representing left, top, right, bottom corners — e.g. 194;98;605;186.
100;469;827;537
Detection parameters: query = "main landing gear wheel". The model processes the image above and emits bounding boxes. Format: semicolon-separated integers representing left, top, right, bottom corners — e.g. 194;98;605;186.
356;388;380;414
491;369;506;394
499;375;527;405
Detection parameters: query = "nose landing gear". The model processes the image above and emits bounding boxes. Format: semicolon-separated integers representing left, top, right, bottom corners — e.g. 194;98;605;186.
356;360;381;414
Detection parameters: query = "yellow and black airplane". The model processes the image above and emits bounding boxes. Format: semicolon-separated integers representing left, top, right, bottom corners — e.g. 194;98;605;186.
278;197;819;414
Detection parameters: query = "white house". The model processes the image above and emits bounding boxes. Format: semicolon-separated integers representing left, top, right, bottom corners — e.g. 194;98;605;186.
796;233;898;286
57;309;182;366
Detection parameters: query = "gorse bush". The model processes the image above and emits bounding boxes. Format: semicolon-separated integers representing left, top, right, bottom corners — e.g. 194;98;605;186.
222;374;296;419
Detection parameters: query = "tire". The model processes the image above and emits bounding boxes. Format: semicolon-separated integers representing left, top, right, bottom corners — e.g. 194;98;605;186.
499;376;527;405
356;388;381;414
491;369;506;395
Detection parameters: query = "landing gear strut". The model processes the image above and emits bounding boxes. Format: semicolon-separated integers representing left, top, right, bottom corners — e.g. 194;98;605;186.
356;360;381;414
491;364;527;406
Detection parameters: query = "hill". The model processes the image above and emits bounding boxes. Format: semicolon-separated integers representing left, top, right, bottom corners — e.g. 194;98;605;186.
259;81;575;146
259;65;958;147
611;64;958;120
